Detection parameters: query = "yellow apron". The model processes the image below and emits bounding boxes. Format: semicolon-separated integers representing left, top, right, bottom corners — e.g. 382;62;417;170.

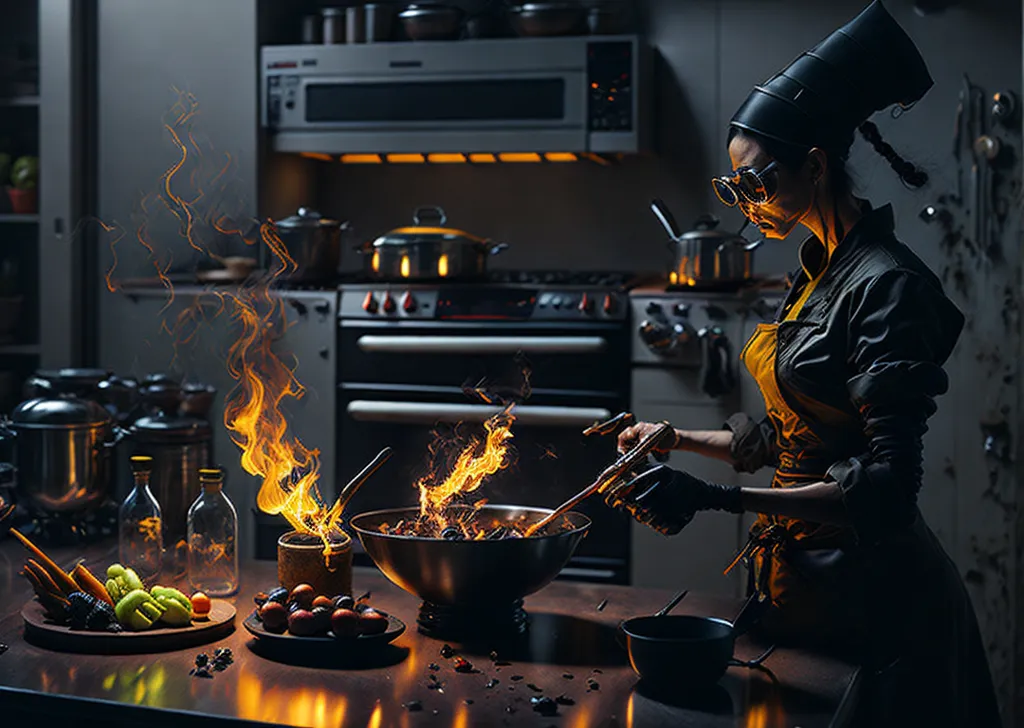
736;267;861;641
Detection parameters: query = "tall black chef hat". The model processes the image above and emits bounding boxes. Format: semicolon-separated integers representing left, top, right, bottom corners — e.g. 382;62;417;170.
729;0;933;151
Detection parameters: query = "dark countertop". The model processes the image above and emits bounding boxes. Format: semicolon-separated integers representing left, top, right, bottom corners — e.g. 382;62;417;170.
0;538;859;728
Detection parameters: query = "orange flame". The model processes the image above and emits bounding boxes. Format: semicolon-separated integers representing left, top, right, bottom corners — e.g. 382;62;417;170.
99;88;340;558
416;405;516;533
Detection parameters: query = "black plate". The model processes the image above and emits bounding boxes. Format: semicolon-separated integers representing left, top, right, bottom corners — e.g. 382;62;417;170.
242;610;406;647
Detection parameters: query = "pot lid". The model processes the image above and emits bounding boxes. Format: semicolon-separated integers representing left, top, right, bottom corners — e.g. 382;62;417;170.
132;412;212;443
679;215;748;243
11;396;112;427
373;206;487;247
276;207;344;231
400;4;464;18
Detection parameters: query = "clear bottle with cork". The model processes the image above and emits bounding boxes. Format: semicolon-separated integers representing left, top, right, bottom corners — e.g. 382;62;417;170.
187;466;239;597
119;455;164;580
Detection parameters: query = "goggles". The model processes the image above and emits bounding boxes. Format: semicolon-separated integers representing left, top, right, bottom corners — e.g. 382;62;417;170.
712;160;779;207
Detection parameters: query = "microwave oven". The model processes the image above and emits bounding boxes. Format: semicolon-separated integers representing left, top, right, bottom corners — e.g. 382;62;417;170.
260;35;651;157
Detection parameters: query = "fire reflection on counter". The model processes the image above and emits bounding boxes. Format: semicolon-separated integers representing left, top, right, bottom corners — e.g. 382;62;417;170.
237;666;348;727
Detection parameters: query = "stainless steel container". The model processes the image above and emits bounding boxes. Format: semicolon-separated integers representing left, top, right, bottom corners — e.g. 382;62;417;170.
355;206;508;281
6;396;120;514
321;7;344;44
130;412;213;548
273;207;348;284
651;200;762;287
346;5;366;43
365;3;396;42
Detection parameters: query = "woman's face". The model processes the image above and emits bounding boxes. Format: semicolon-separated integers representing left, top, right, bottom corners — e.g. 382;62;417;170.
727;134;818;240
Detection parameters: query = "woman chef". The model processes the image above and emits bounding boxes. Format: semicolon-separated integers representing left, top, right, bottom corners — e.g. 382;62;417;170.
612;2;1001;725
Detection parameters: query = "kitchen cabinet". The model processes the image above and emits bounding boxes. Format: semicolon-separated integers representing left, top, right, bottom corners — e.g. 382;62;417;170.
0;0;91;406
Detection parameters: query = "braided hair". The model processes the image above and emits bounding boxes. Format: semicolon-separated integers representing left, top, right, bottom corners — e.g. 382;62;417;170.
857;120;929;188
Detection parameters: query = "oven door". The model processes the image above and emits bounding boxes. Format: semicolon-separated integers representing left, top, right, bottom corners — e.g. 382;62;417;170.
339;319;630;393
337;384;631;584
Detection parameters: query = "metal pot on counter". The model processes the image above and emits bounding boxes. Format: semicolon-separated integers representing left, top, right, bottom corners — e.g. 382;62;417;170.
4;396;121;514
651;199;762;287
130;405;213;548
356;206;508;280
271;207;349;284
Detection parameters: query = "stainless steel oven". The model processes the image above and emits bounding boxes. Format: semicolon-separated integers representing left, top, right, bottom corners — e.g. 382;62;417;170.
335;275;634;584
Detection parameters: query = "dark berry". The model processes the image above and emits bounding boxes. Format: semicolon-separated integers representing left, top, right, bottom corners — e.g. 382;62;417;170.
440;643;455;658
486;679;499;689
333;595;355;610
194;653;209;667
532;697;558;717
403;700;422;712
428;662;440;671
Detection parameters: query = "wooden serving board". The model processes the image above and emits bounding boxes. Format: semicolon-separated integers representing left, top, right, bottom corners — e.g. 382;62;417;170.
22;598;236;654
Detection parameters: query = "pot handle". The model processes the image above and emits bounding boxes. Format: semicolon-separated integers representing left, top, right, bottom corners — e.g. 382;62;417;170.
413;206;447;226
716;236;765;254
101;425;128;451
487;242;509;256
650;199;683;242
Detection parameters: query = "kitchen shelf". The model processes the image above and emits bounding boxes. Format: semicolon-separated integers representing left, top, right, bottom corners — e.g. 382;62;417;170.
0;96;40;107
0;214;39;223
0;344;39;355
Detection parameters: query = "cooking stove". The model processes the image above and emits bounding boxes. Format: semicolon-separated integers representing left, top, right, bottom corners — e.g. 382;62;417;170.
7;499;119;547
338;270;637;322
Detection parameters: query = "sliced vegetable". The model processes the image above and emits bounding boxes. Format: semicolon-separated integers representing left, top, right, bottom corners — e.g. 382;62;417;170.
105;563;144;603
71;563;114;606
9;528;78;596
151;586;193;626
114;589;166;631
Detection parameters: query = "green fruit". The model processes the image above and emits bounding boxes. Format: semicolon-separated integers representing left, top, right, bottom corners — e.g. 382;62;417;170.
11;156;37;190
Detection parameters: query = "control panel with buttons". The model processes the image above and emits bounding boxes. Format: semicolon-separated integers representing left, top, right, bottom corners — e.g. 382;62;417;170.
587;41;634;133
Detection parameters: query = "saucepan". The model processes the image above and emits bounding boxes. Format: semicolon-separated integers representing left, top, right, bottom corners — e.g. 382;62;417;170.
621;591;775;689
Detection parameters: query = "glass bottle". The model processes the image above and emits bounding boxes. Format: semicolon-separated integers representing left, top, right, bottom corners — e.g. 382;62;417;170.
187;466;239;597
119;455;164;580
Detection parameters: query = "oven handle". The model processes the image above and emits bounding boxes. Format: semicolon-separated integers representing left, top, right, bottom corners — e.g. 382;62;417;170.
346;401;612;427
356;335;608;355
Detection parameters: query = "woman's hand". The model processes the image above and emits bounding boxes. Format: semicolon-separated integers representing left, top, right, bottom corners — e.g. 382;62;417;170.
608;464;743;535
617;421;678;454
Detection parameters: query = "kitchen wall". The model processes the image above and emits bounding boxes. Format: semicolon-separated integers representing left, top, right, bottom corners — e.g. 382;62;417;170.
263;0;1024;719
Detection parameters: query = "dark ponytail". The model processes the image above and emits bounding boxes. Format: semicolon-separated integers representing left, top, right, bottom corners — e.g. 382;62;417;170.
857;120;929;188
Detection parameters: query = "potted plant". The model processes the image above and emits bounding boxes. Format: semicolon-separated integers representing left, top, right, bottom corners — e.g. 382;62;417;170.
7;155;37;214
0;260;23;343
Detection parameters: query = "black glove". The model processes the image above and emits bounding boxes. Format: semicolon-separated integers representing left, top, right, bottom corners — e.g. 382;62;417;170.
614;464;743;535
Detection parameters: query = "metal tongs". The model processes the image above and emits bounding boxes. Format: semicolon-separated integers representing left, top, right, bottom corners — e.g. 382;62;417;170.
525;413;674;536
323;447;393;538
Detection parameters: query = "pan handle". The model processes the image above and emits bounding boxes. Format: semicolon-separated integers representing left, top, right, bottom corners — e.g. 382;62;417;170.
728;643;776;669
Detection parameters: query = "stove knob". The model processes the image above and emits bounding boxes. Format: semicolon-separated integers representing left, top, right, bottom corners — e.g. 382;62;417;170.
645;301;662;315
401;291;417;313
603;293;618;315
382;292;396;314
673;303;691;317
578;293;594;314
551;296;563;309
362;292;379;314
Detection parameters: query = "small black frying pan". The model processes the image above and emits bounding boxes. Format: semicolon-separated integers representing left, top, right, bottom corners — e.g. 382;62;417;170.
621;592;775;689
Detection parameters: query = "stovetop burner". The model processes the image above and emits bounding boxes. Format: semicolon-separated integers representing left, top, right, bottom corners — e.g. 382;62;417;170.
417;599;529;640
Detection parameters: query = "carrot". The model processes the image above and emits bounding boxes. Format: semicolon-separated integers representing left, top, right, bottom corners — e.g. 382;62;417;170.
71;563;114;606
27;559;64;598
10;528;79;596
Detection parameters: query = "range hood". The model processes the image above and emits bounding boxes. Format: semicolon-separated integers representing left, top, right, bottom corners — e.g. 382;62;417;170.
260;36;651;158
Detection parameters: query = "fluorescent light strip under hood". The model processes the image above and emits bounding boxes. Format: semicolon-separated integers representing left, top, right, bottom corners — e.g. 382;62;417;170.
330;153;580;165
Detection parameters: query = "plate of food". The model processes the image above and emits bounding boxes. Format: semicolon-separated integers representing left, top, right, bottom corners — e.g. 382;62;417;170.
243;584;405;648
11;529;236;654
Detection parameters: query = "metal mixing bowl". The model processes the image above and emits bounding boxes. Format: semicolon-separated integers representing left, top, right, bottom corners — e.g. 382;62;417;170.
349;505;590;607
